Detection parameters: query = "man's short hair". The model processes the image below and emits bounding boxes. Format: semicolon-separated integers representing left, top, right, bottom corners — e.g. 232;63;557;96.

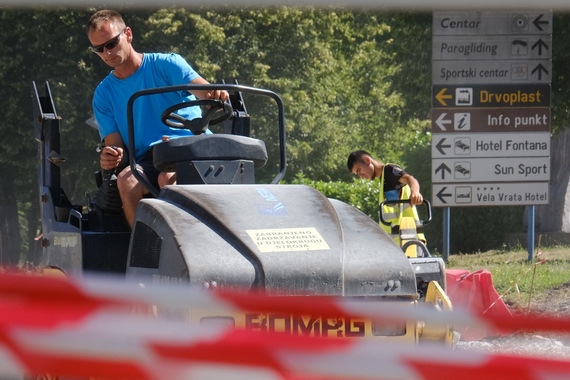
347;150;372;172
87;9;125;34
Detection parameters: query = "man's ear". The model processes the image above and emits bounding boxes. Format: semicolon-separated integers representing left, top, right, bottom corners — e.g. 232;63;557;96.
363;155;372;165
125;27;133;43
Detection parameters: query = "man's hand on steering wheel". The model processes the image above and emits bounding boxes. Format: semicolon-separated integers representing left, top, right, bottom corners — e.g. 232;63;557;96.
188;77;229;103
206;89;229;102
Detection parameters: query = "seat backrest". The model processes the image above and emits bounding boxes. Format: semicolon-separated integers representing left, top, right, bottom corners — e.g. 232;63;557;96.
152;134;268;172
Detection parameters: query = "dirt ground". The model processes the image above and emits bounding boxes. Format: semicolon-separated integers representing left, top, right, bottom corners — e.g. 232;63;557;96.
510;282;570;316
456;283;570;359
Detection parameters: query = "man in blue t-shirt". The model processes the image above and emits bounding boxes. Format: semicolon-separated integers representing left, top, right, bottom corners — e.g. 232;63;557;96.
87;9;229;227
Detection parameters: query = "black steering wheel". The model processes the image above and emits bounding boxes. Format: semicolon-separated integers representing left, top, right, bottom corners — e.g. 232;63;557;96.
160;99;233;135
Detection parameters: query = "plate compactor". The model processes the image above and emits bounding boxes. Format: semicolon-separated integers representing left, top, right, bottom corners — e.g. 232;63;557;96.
32;81;452;345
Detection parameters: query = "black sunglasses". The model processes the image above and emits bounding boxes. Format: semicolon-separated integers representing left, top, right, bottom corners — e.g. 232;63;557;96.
90;28;125;53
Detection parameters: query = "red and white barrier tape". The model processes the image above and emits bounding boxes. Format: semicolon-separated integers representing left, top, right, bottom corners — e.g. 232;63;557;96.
0;272;569;380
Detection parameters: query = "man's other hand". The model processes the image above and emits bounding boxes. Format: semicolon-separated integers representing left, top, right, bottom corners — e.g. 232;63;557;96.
100;146;124;170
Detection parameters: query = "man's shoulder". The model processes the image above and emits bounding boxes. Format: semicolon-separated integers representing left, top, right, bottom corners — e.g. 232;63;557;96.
143;52;191;73
385;164;407;178
385;163;404;171
144;52;184;63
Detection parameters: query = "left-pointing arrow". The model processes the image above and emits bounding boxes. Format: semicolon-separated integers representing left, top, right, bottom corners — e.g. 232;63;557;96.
437;187;452;204
435;88;452;106
435;113;451;131
436;138;451;155
533;14;549;31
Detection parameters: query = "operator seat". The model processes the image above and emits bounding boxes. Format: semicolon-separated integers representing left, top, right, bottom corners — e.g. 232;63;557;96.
152;134;268;185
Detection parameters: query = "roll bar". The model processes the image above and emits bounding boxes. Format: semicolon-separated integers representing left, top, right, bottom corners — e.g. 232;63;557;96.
126;84;287;197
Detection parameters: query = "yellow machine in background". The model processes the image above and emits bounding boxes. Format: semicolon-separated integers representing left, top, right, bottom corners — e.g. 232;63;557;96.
381;199;453;345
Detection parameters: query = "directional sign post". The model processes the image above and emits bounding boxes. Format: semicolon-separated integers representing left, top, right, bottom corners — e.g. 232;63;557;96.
431;10;552;260
431;10;552;208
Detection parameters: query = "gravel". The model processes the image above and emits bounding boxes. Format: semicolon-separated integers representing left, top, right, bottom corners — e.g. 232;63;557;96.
455;332;570;359
453;285;570;360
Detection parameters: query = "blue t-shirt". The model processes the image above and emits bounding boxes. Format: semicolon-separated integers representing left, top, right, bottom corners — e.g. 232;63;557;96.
93;52;204;161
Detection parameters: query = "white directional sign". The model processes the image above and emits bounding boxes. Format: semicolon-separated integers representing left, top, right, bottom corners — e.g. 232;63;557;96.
432;157;550;183
432;132;550;158
433;60;551;84
432;182;549;207
432;12;552;36
433;35;552;61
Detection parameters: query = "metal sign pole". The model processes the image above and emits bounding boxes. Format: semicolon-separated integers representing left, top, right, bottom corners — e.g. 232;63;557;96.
443;207;450;262
528;205;535;261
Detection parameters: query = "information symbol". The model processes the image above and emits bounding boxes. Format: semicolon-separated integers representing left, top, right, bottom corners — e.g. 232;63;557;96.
512;15;528;31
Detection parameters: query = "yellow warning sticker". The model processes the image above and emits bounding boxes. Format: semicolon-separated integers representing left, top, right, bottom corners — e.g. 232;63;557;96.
246;227;330;252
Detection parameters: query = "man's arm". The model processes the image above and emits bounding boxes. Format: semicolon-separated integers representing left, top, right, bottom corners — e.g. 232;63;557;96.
399;173;423;206
188;77;229;102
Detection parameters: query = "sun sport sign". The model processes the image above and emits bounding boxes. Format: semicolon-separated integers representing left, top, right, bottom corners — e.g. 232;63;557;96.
431;11;552;207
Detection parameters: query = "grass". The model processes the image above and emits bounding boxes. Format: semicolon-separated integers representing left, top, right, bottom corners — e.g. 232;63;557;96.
445;245;570;309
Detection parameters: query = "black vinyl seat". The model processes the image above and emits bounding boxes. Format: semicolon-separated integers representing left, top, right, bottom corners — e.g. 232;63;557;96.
152;134;268;172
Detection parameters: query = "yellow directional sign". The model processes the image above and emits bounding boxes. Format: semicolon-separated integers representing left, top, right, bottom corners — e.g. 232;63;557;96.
431;84;550;108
